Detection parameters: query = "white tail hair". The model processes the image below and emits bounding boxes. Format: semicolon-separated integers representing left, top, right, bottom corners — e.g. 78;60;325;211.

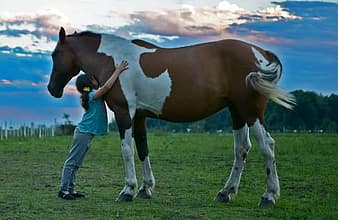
246;48;296;109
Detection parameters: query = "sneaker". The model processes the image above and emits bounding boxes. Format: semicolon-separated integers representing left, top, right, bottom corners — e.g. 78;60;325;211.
70;191;85;198
58;190;75;200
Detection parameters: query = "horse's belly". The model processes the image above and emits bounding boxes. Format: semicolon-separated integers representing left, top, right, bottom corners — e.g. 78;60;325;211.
159;94;229;122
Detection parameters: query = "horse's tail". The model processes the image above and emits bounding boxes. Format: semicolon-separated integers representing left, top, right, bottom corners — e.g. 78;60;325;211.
246;49;296;109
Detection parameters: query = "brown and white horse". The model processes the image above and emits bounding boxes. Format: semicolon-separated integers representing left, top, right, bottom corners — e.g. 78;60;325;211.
47;27;295;206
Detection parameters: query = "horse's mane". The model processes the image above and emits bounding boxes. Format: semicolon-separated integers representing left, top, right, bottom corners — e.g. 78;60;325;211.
67;31;100;38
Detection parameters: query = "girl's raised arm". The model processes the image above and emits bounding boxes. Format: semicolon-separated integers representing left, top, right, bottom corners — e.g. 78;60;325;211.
93;60;128;99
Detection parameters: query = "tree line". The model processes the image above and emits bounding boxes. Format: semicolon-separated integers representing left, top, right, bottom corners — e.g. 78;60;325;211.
109;90;338;133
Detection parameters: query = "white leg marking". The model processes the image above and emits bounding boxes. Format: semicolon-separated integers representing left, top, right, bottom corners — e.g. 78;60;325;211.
120;128;137;196
221;125;252;197
250;120;280;201
137;156;155;198
142;156;155;189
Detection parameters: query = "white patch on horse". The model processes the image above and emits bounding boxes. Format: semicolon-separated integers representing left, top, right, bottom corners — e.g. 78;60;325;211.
98;34;172;119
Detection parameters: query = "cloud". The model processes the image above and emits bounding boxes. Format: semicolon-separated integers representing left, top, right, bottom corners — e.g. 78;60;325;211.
111;1;300;40
129;32;179;43
0;33;55;54
0;52;51;83
0;1;303;54
0;9;70;39
0;78;47;88
228;1;338;47
0;77;79;99
0;79;11;85
0;79;47;93
64;84;80;96
0;9;73;54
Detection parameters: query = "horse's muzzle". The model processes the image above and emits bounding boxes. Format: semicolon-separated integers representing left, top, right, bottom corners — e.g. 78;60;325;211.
47;84;63;98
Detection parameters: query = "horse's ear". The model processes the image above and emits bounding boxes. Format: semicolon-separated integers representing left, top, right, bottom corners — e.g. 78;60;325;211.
59;27;66;42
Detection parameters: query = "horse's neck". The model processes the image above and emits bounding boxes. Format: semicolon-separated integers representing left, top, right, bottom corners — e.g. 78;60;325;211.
75;34;133;85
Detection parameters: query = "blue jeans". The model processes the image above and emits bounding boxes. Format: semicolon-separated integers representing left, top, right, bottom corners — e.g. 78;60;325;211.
60;127;94;192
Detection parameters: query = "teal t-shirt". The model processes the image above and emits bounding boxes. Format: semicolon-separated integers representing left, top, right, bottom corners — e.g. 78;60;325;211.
78;90;108;135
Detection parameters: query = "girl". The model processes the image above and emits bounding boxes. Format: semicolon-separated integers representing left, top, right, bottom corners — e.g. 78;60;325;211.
58;60;128;200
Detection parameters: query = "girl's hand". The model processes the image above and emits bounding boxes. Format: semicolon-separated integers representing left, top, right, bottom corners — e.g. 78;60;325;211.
115;60;128;75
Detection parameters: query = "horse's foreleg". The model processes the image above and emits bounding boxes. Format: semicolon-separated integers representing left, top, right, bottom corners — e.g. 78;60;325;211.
138;156;155;198
115;114;138;202
133;117;155;199
249;119;280;206
215;124;252;203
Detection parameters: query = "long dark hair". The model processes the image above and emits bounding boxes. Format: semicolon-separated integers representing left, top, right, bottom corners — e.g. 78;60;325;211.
75;74;94;110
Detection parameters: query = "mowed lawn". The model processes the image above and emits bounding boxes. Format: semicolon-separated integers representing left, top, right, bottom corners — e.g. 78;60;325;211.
0;132;337;219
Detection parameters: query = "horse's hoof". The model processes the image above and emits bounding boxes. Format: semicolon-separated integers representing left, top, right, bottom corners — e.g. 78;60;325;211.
258;197;275;206
214;191;230;203
116;192;134;202
137;188;152;199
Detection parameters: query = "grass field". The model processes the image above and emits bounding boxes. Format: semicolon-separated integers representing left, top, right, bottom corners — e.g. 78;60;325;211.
0;132;337;219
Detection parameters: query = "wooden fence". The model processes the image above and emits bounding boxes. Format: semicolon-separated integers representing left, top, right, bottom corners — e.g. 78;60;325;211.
0;121;56;140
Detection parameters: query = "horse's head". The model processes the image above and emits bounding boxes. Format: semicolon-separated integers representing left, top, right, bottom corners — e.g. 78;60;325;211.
47;27;81;98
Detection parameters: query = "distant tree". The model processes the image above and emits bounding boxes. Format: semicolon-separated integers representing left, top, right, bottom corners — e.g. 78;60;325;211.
57;113;76;135
266;90;338;132
327;94;338;132
62;113;72;125
109;90;338;133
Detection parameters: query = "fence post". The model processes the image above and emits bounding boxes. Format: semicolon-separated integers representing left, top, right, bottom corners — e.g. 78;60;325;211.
30;122;34;137
0;121;57;139
0;122;2;140
4;121;8;139
39;125;42;138
23;123;26;137
16;121;19;137
51;125;55;137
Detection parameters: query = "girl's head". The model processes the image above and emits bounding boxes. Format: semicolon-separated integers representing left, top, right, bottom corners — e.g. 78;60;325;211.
75;74;98;110
75;74;98;93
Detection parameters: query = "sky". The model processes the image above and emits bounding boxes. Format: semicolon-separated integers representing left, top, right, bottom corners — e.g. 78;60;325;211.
0;0;337;125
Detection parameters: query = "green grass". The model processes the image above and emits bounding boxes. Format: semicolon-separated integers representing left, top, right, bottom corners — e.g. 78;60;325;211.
0;133;337;219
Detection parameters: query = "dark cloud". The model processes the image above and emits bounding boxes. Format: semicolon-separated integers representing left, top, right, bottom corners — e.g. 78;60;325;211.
228;1;338;48
226;1;338;92
0;11;74;54
109;1;300;40
0;12;68;41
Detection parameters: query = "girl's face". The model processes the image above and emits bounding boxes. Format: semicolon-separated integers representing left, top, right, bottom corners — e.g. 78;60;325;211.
90;76;99;89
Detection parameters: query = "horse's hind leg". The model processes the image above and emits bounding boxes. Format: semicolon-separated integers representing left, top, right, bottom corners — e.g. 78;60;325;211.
133;116;155;199
215;116;252;203
249;119;280;206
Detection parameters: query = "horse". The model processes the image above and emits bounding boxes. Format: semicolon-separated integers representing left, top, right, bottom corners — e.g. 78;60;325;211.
47;27;295;206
